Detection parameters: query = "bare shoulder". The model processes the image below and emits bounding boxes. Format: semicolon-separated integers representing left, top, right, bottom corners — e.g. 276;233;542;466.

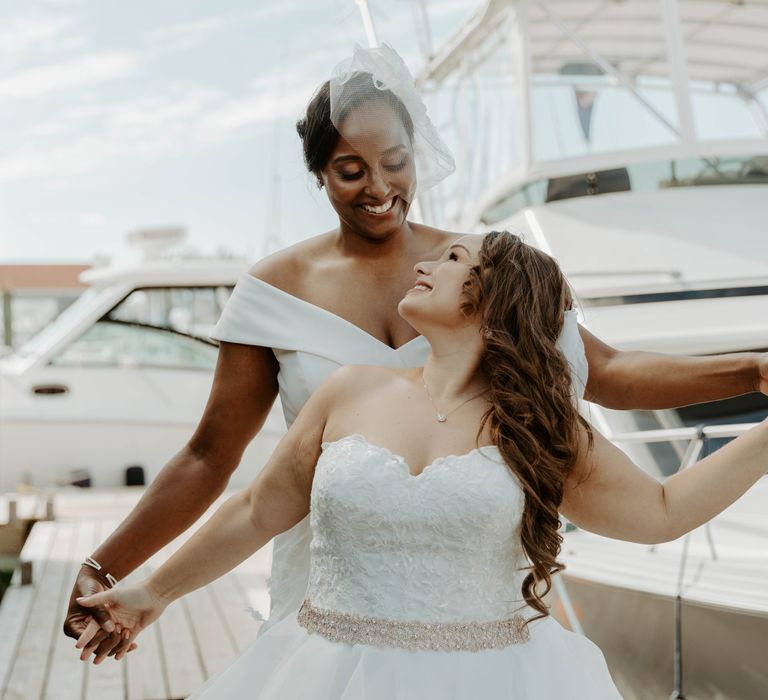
321;364;412;400
247;230;337;294
410;222;477;255
411;221;465;242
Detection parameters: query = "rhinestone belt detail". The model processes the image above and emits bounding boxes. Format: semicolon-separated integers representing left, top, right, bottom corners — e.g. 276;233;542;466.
297;598;530;652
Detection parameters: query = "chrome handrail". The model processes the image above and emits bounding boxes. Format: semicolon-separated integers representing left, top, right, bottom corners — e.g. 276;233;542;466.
608;423;758;445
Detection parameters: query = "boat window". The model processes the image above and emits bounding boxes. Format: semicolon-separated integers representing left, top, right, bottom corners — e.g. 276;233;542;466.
106;286;233;340
546;168;630;202
480;154;768;223
480;181;547;225
50;320;218;369
16;288;104;358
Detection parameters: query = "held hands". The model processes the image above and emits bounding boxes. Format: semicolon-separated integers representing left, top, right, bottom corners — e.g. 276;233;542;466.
63;566;138;664
74;581;168;663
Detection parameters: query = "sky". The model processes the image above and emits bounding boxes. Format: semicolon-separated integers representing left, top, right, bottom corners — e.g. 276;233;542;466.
3;1;766;266
0;0;481;263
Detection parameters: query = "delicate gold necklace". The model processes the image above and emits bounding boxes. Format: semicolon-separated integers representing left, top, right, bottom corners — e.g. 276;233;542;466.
421;372;489;423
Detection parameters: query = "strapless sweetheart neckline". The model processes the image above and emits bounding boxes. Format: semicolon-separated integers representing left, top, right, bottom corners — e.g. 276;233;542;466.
321;433;502;479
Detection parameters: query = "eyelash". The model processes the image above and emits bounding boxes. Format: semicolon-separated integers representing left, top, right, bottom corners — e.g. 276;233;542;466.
338;161;407;181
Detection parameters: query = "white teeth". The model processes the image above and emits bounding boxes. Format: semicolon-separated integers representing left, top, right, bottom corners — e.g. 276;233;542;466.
414;284;430;291
361;198;395;214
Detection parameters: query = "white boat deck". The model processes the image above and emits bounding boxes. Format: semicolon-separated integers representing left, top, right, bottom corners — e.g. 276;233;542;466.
0;489;272;700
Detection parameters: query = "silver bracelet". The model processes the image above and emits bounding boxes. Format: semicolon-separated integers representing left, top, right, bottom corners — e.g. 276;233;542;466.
82;556;118;588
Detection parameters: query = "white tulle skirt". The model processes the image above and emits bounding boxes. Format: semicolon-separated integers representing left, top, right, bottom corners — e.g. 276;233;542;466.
187;609;622;699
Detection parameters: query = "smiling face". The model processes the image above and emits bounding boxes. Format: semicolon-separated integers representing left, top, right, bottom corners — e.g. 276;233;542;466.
398;235;483;332
320;99;416;241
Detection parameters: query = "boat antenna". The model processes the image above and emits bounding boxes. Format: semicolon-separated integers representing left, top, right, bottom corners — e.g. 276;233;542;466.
354;0;379;48
412;0;433;60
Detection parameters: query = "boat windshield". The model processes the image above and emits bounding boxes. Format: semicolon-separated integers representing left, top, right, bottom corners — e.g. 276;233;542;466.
15;287;107;358
47;285;233;370
481;154;768;224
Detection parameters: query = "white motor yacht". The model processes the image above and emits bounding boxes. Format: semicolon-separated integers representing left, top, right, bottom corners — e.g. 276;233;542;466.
414;1;768;698
0;234;284;491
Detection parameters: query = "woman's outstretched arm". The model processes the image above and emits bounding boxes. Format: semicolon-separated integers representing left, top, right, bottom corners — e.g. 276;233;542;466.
579;324;766;410
560;418;768;545
75;367;341;661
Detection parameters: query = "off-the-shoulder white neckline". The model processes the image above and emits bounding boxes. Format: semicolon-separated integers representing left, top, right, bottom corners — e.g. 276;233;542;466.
241;273;429;353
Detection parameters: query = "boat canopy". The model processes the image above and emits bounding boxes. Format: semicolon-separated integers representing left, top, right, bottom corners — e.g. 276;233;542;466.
416;0;768;226
420;0;768;87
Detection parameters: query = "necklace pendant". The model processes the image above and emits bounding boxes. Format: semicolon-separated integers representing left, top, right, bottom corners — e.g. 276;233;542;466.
436;413;448;423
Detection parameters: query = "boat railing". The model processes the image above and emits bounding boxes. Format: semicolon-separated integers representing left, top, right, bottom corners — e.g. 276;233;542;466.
607;423;758;446
554;421;762;644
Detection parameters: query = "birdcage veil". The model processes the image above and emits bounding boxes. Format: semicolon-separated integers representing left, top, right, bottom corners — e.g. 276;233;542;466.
329;42;455;193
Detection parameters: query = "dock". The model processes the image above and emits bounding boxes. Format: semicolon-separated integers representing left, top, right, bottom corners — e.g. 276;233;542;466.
0;489;272;700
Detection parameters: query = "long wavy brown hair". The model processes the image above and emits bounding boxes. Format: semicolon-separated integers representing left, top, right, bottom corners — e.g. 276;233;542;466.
462;230;593;625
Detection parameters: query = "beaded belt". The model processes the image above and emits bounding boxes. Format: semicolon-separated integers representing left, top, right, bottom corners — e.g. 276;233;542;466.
297;598;530;652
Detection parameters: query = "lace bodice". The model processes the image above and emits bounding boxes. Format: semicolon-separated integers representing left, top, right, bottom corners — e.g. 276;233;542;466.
307;434;528;622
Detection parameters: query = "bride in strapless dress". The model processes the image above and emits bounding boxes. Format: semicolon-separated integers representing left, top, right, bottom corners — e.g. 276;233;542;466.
75;232;768;699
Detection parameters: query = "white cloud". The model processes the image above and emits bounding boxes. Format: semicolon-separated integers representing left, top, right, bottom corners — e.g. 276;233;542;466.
145;6;300;51
112;89;221;128
197;86;313;139
146;15;240;46
0;52;137;99
78;212;105;227
0;15;74;56
0;135;113;180
0;87;246;180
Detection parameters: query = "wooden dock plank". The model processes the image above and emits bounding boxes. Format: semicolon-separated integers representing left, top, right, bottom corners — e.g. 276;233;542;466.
157;597;206;699
146;521;206;700
0;588;35;700
184;582;239;679
0;522;56;698
3;521;75;700
142;502;244;696
207;574;261;654
42;520;96;700
0;491;276;700
124;562;169;700
148;503;210;698
82;521;126;700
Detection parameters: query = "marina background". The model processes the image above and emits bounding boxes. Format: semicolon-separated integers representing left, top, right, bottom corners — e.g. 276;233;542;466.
1;1;768;699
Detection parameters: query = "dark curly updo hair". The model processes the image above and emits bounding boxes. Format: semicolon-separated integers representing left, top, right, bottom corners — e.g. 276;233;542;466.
462;230;593;627
296;73;414;187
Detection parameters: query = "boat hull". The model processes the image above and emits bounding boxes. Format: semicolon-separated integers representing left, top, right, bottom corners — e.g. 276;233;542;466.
551;577;768;700
0;417;283;490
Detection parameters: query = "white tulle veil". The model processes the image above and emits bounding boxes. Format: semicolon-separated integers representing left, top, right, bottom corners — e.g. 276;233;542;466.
328;42;455;194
